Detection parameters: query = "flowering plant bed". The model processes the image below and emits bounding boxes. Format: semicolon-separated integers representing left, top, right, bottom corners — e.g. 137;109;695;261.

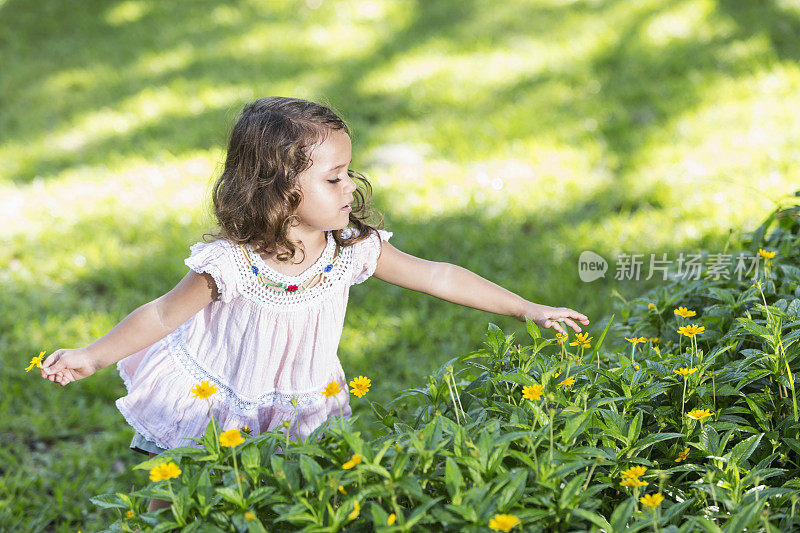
93;203;800;531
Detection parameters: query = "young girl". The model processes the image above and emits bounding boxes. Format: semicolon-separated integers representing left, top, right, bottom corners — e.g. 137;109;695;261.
40;96;589;501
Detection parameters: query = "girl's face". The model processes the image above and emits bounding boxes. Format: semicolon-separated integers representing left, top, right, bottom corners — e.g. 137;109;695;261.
293;128;357;235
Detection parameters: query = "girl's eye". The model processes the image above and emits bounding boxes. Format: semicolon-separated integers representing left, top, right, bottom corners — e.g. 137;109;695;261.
328;178;342;184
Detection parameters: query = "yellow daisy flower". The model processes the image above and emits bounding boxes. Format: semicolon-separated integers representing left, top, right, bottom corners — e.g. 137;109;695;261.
558;376;576;388
342;453;362;469
675;447;690;462
349;376;371;398
488;513;521;531
387;513;396;525
219;428;244;448
649;337;660;344
687;408;712;420
522;384;543;401
674;306;696;318
625;337;644;345
640;493;665;508
126;510;134;518
338;485;347;495
25;351;46;372
244;511;255;520
322;381;342;397
758;248;775;259
677;324;705;338
569;332;593;348
673;367;697;378
555;332;568;344
620;478;648;487
347;500;360;520
149;461;181;482
190;380;218;399
621;465;647;479
647;303;656;311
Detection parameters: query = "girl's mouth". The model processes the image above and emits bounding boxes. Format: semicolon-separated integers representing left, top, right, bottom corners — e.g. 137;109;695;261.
341;204;352;212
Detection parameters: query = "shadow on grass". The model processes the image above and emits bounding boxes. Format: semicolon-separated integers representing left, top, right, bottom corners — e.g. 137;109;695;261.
2;0;799;183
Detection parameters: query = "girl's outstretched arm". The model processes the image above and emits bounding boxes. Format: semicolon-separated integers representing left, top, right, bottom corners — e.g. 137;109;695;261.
372;241;589;336
41;270;218;386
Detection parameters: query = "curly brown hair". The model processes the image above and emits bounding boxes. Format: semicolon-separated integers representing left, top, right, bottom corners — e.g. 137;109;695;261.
203;96;384;264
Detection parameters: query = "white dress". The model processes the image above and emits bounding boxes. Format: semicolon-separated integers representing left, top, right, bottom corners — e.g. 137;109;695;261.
115;226;392;449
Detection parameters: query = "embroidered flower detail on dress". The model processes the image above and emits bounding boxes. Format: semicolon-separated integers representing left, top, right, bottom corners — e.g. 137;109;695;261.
286;285;298;292
324;264;333;273
251;265;259;275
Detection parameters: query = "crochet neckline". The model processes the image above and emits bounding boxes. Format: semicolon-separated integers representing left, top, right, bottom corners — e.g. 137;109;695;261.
246;231;334;282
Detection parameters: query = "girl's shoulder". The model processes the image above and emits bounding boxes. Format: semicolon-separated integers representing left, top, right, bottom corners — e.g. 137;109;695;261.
347;226;393;285
185;238;239;303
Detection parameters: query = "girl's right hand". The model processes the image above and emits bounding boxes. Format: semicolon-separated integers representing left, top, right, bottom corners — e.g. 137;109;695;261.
40;348;99;386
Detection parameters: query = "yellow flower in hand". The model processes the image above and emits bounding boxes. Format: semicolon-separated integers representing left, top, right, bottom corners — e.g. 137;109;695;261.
674;306;696;318
322;381;342;397
488;513;521;531
190;380;218;399
640;493;665;508
149;461;181;482
25;351;46;372
219;428;244;447
349;376;371;398
522;384;543;401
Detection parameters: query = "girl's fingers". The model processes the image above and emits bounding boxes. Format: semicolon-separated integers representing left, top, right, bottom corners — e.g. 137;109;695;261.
562;318;581;332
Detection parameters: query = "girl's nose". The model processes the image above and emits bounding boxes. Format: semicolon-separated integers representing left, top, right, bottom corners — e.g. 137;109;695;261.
344;174;357;193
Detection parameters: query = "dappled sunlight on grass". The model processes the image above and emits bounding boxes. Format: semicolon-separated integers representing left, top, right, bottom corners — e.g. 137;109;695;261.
2;0;800;528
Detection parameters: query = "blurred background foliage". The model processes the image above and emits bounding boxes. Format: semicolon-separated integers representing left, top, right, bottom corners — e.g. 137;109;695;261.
1;0;799;530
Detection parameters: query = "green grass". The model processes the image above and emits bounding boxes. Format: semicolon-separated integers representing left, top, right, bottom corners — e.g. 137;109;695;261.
1;0;799;530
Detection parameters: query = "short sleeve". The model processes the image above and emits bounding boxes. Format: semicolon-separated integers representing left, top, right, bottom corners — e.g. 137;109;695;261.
350;228;393;285
184;240;238;303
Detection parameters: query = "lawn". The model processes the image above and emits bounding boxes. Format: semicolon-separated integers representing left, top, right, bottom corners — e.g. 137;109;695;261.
1;0;799;530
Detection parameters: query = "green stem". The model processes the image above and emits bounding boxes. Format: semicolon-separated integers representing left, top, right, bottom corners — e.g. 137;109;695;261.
206;398;220;454
549;407;554;463
166;482;185;526
232;448;245;508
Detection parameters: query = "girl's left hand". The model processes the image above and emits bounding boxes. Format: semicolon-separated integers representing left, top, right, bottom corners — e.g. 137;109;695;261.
521;302;589;336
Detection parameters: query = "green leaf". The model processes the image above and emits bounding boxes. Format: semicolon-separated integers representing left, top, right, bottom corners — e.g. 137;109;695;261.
722;500;764;533
570;508;612;530
216;486;245;507
525;316;541;340
590;314;615;363
727;433;763;467
610;496;635;531
445;457;464;499
88;493;127;510
241;443;260;471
